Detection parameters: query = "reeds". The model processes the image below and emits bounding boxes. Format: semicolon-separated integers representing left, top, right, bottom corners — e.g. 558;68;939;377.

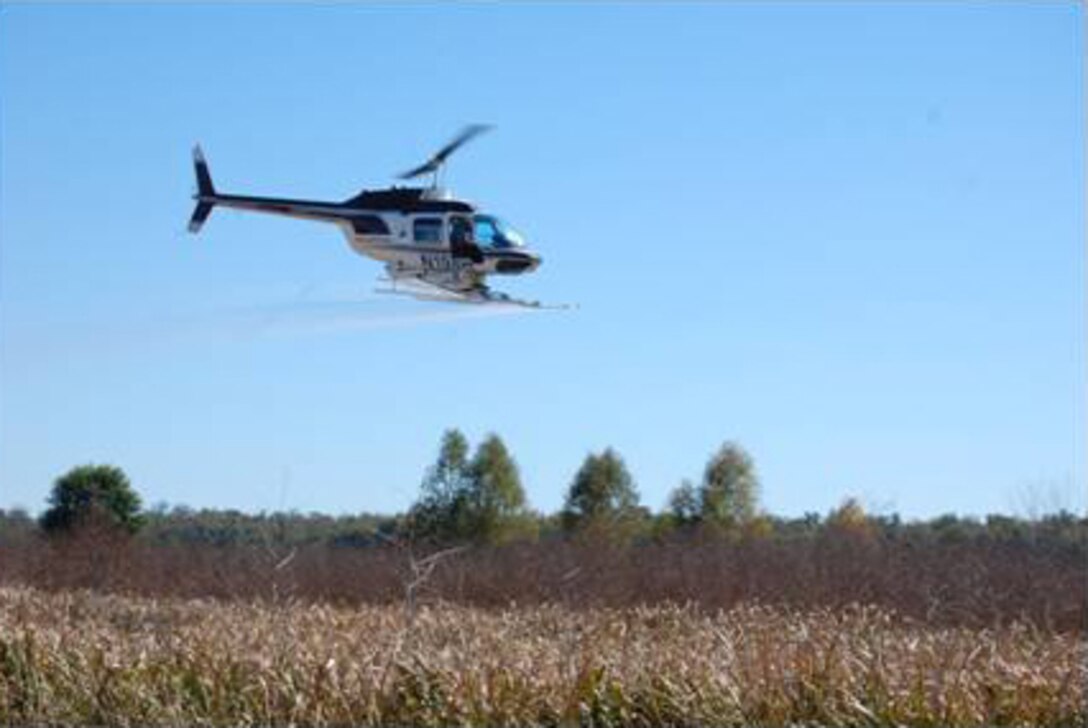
6;529;1085;632
0;586;1082;726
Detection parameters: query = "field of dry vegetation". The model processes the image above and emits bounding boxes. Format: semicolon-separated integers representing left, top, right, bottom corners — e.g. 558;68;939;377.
6;524;1085;629
0;585;1084;726
2;515;1085;726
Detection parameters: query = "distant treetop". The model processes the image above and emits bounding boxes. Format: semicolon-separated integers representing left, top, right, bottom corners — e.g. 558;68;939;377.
40;464;144;535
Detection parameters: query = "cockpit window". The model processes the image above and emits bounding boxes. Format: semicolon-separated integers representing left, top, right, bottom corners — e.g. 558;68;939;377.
474;216;498;246
474;215;525;249
495;218;525;248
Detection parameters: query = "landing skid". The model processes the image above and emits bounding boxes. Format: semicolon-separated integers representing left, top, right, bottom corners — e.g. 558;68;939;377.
376;277;574;310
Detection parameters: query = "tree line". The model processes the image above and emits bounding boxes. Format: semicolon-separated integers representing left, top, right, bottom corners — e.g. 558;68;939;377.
2;432;1084;630
14;430;768;544
377;429;766;545
4;428;1084;553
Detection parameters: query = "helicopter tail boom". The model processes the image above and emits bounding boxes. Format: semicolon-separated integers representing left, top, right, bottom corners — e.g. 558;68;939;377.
188;145;217;233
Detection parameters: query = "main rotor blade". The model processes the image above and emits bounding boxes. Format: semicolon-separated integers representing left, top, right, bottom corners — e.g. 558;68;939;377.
398;124;493;180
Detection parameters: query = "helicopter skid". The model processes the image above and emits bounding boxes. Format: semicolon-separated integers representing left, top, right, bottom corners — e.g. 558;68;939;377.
376;275;573;310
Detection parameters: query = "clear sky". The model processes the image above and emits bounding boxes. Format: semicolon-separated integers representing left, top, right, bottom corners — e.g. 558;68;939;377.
1;3;1083;519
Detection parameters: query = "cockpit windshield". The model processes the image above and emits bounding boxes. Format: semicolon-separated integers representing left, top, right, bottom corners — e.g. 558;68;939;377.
474;214;525;249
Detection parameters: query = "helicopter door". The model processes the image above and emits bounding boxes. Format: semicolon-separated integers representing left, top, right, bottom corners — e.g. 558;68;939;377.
449;215;483;263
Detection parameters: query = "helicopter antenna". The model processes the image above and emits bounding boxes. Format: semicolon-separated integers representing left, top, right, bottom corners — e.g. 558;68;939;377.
398;124;493;188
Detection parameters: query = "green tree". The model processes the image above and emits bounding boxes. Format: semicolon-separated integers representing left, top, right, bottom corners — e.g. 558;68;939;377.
409;429;474;543
667;479;700;527
561;448;639;533
40;464;144;535
699;442;759;528
466;433;532;544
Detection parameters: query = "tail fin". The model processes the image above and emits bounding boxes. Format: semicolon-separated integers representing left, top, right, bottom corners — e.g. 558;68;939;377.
188;145;217;234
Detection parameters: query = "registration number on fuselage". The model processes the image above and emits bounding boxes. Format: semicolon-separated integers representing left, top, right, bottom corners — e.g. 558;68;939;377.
420;254;472;272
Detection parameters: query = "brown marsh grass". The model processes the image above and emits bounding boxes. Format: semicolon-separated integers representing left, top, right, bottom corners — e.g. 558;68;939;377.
0;586;1083;726
5;527;1085;632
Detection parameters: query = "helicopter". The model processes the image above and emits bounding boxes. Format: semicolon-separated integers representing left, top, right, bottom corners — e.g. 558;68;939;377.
187;125;550;307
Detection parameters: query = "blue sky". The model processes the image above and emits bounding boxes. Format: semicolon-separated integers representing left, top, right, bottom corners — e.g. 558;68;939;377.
1;3;1083;519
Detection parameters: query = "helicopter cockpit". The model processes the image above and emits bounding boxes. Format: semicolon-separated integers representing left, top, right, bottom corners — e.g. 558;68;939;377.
473;215;525;249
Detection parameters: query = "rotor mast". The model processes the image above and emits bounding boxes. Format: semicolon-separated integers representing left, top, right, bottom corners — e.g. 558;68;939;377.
397;124;493;194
